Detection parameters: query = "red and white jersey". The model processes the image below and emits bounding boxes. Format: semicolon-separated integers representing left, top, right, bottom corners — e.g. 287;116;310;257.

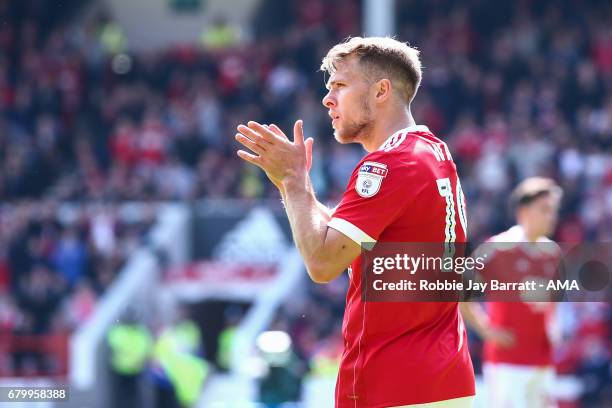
480;225;560;366
328;125;475;407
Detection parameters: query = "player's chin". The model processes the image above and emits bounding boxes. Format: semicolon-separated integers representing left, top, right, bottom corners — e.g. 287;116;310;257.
334;130;357;144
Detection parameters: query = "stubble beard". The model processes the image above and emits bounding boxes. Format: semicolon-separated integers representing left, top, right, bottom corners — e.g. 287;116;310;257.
334;98;374;144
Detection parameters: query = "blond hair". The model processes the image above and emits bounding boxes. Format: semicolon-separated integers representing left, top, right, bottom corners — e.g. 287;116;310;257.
320;36;422;104
511;177;563;208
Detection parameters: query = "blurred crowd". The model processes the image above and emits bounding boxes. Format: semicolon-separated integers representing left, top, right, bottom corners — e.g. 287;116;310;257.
0;201;156;376
0;0;610;404
1;0;611;240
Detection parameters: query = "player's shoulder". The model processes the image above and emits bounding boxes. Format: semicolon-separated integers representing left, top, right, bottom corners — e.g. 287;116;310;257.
377;125;430;151
354;125;452;180
486;226;561;257
488;226;524;243
376;125;453;164
351;134;418;198
475;227;524;261
365;125;427;159
488;225;556;244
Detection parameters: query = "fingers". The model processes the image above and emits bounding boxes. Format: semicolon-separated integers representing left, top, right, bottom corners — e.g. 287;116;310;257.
235;133;266;156
236;150;264;169
305;137;314;172
305;137;314;152
238;121;301;146
268;124;288;140
293;119;304;146
237;124;272;147
242;121;279;144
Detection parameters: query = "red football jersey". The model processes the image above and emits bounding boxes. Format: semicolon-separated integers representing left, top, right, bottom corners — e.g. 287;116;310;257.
328;125;475;407
480;226;560;366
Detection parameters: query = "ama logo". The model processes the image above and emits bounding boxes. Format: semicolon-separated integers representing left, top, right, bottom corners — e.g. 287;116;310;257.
356;161;388;198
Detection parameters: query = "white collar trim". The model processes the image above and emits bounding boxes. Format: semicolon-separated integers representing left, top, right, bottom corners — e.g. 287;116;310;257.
377;125;430;151
508;225;551;243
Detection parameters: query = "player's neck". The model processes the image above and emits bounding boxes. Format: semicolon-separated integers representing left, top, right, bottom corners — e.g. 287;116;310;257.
364;107;416;152
519;223;541;242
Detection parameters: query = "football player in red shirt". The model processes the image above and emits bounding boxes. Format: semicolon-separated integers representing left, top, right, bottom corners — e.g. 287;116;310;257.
236;37;475;407
460;177;563;408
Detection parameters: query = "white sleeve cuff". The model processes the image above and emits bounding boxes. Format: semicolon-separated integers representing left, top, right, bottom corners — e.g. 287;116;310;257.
328;217;377;250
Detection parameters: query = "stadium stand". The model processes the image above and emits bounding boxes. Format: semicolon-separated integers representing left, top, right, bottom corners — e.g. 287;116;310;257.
0;0;610;406
0;200;156;377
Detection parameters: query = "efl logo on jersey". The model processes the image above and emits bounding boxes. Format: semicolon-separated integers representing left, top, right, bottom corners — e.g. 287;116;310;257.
356;161;388;198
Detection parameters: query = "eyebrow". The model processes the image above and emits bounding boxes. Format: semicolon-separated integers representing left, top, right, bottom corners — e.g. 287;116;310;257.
325;80;345;90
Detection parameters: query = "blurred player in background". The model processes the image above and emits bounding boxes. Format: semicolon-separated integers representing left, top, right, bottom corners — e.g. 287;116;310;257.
236;37;474;407
460;177;563;408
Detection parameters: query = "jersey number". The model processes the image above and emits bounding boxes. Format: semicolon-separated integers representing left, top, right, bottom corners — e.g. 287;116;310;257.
437;178;468;265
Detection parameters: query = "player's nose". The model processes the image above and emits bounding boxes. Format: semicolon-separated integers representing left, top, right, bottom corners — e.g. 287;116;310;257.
322;91;336;108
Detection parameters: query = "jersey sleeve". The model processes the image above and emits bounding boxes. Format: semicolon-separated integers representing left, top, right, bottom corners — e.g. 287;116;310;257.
328;150;425;248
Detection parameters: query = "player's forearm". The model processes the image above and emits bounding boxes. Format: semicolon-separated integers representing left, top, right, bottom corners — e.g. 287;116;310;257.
280;174;334;282
459;302;491;339
315;200;333;219
279;175;332;224
310;178;333;219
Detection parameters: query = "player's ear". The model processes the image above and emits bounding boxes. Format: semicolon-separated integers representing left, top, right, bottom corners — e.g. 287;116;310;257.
374;79;392;103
